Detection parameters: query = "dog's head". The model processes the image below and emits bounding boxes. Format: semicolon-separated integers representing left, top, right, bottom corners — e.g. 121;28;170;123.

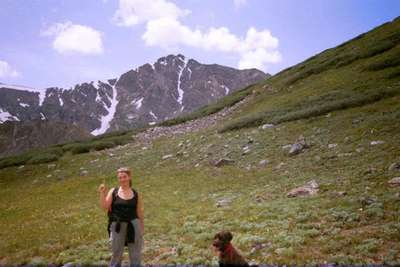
213;230;233;251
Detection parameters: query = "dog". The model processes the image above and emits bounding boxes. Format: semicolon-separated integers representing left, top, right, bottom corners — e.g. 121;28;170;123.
213;230;249;267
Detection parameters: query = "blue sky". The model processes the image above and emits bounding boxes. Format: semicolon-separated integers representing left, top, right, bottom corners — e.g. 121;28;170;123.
0;0;399;89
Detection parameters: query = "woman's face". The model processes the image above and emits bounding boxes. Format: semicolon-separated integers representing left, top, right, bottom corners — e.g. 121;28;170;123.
117;171;130;186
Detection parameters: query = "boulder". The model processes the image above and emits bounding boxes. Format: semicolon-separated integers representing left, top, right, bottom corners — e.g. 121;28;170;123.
162;154;173;160
388;177;400;187
370;140;385;146
287;180;319;197
216;198;232;208
261;123;274;129
288;135;309;156
213;158;235;167
259;159;269;167
388;162;400;172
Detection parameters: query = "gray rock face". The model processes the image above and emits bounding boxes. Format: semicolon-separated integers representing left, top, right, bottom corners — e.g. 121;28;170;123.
0;120;91;157
0;54;268;135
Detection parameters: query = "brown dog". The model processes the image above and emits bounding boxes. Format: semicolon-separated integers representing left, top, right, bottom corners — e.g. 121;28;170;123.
213;231;249;267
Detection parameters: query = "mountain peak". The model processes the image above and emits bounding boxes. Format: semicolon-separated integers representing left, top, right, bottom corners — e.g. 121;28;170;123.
0;55;268;137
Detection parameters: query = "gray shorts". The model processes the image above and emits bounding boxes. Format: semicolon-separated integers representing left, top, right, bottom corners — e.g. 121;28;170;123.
109;218;144;267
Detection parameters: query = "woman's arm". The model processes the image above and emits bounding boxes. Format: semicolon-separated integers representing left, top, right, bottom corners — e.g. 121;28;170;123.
137;192;144;234
99;186;113;211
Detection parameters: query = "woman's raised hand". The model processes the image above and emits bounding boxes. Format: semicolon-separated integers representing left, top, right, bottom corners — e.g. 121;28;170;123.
98;179;106;193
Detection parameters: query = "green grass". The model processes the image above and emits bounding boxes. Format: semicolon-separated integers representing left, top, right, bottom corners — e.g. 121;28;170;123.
217;16;400;133
0;16;400;266
159;83;256;127
0;92;399;265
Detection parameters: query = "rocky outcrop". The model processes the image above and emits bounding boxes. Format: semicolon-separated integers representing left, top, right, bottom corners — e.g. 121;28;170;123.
287;180;319;197
0;120;91;157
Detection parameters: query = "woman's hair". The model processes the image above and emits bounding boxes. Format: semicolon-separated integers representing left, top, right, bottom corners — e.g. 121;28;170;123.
117;167;132;187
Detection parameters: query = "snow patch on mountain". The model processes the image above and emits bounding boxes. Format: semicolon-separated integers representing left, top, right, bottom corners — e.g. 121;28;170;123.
91;79;119;135
19;102;29;108
176;56;187;106
131;97;144;110
0;108;19;122
220;84;230;95
149;111;158;120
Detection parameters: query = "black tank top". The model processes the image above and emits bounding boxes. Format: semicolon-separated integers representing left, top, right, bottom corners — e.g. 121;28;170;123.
110;187;138;221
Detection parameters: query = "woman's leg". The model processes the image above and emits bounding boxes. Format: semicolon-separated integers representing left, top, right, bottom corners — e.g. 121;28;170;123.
127;219;144;267
109;222;128;267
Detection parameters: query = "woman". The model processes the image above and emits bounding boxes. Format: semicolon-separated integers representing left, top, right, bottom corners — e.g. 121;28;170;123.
98;167;144;267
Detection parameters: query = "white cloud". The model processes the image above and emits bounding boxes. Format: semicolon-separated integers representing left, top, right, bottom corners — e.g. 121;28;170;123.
233;0;248;9
42;21;104;55
113;0;190;27
114;0;281;71
142;18;281;71
0;60;19;78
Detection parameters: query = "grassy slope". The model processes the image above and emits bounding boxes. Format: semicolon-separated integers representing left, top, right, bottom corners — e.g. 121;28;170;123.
0;18;399;265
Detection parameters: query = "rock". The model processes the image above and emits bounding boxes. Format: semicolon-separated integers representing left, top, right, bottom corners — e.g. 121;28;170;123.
287;180;319;197
216;198;232;208
18;165;25;169
370;140;385;146
213;158;235;167
47;163;56;169
282;144;292;150
364;166;377;175
325;113;331;118
250;242;269;254
259;159;269;167
80;170;88;176
274;248;286;255
388;177;400;187
242;146;251;155
288;143;303;156
162;154;173;160
388;162;400;172
261;123;274;129
274;162;285;170
360;196;377;206
328;143;337;149
356;147;364;153
338;152;352;157
46;174;52;178
288;135;309;156
331;191;347;197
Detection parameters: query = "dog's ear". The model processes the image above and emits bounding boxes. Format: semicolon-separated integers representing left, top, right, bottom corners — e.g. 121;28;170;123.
226;231;233;242
214;232;221;240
